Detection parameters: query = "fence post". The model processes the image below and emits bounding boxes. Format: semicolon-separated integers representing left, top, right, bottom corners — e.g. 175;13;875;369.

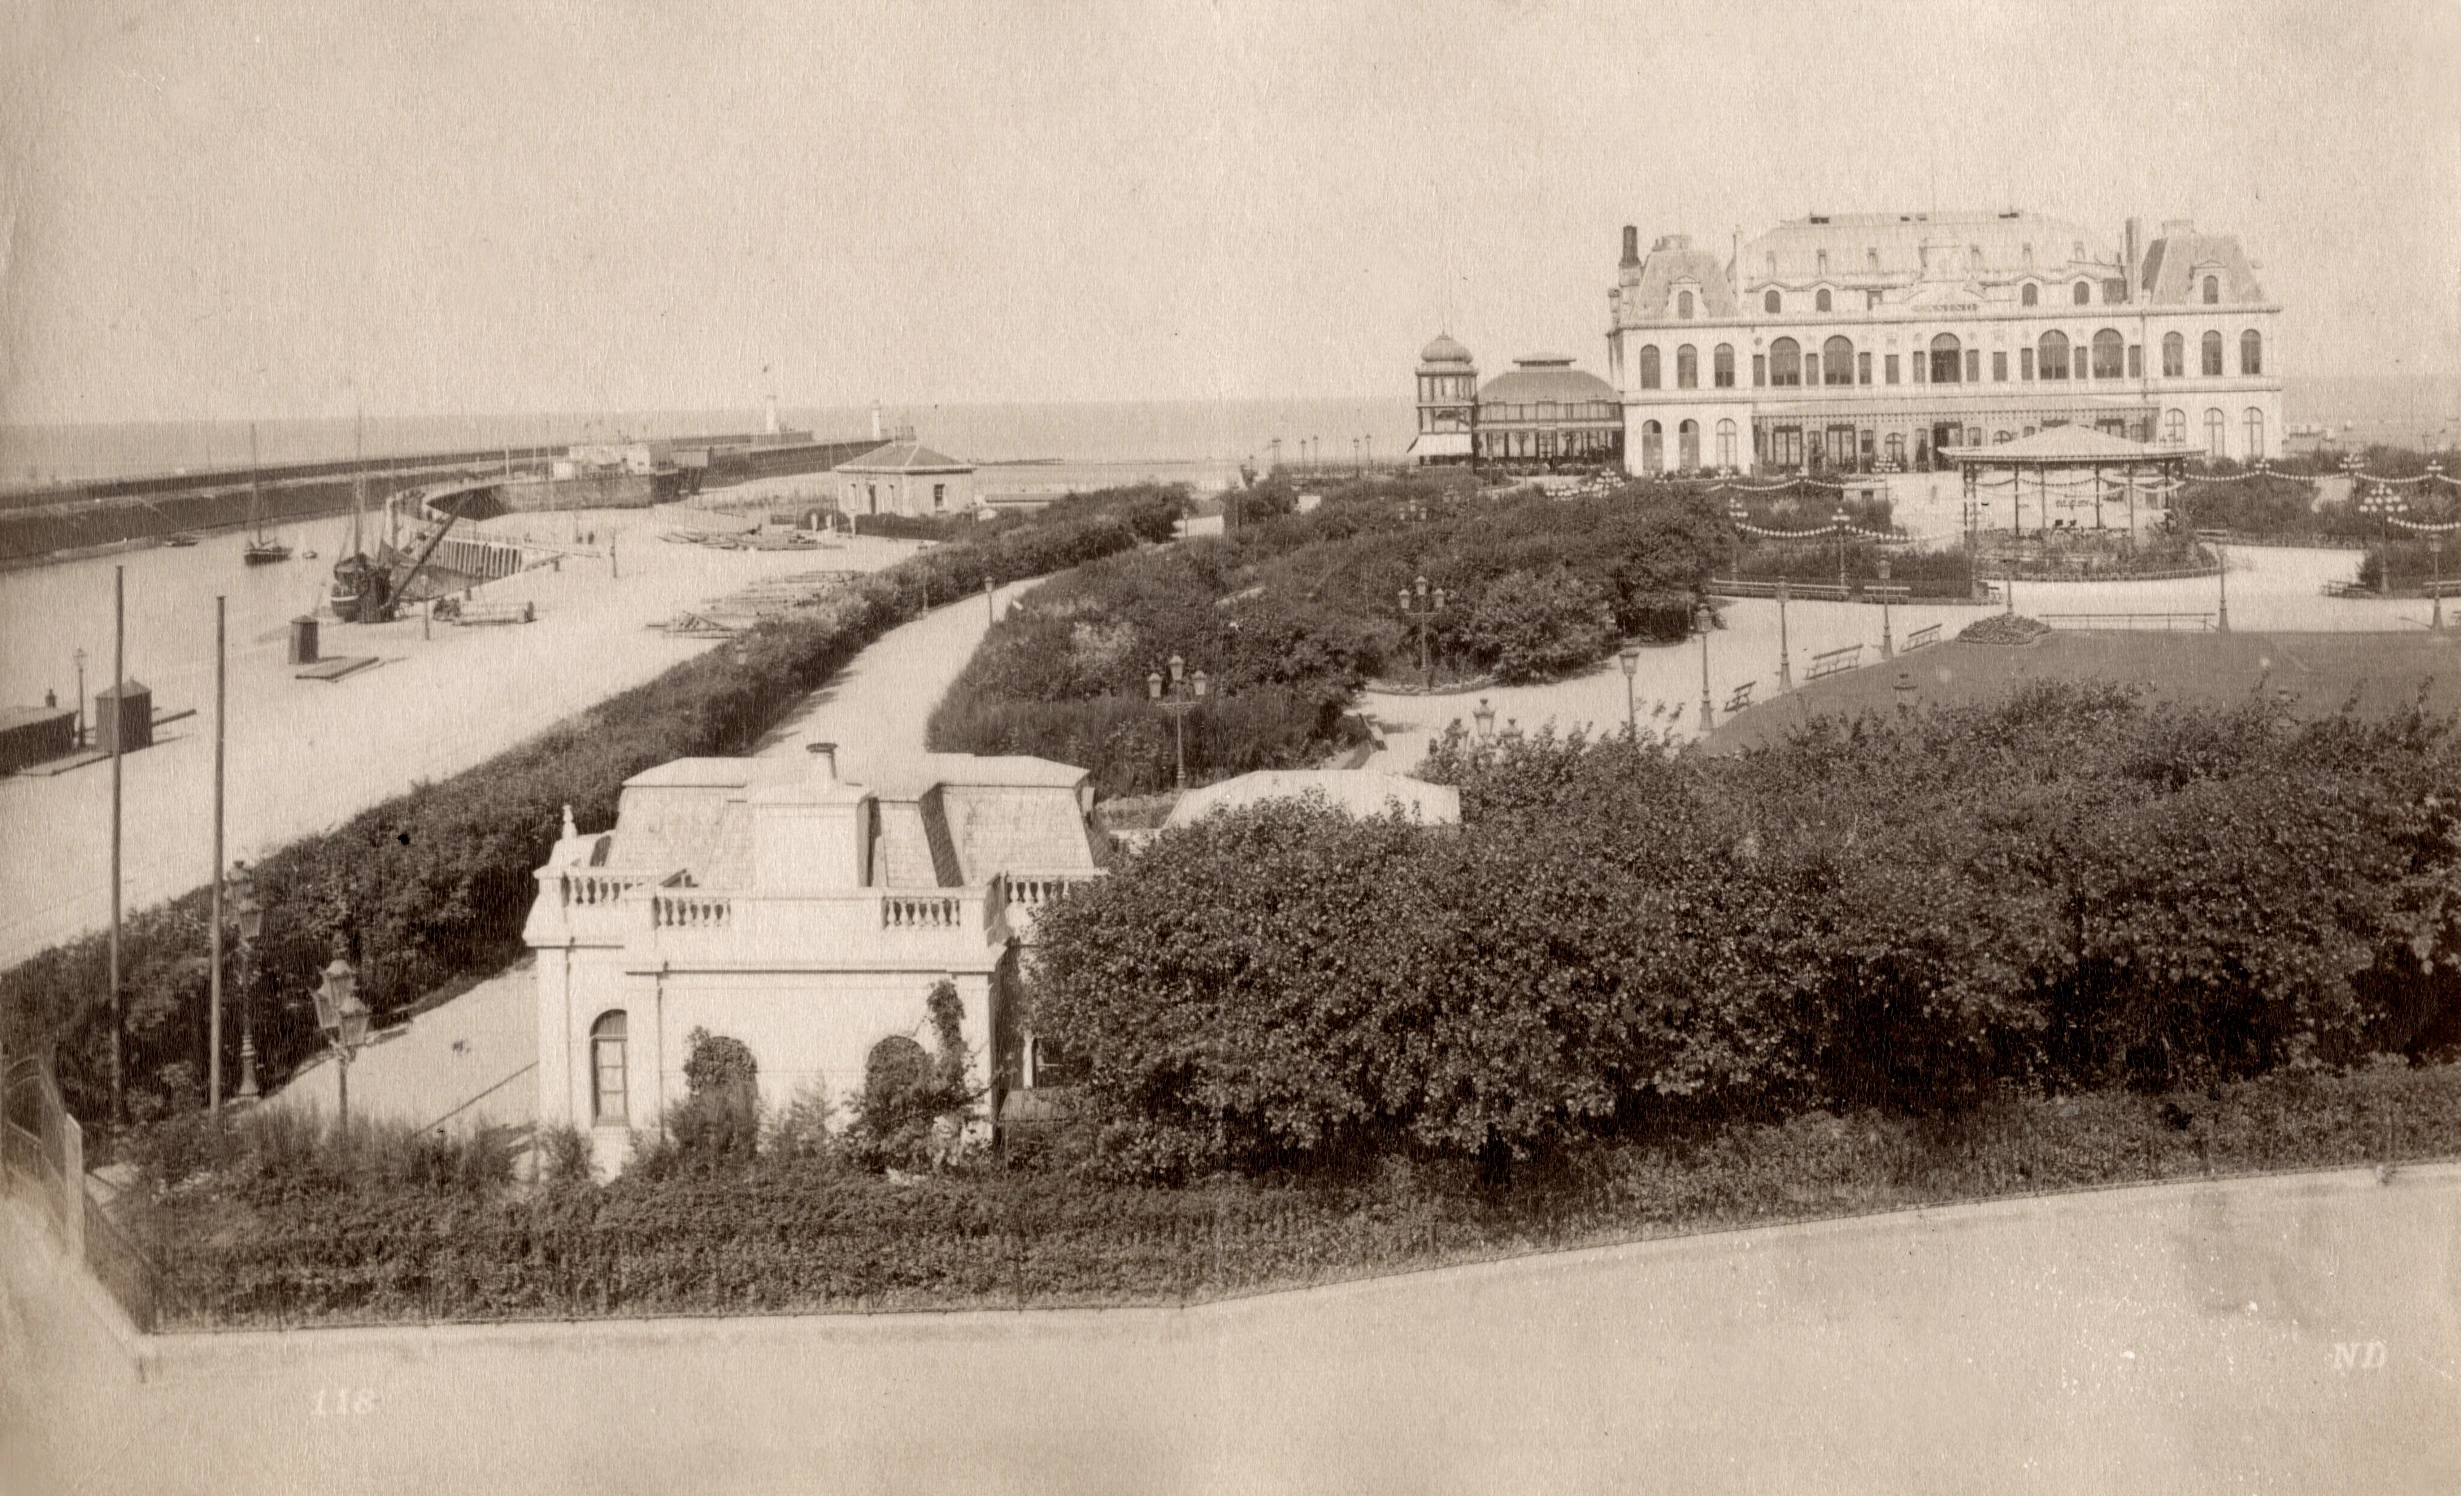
59;1108;84;1263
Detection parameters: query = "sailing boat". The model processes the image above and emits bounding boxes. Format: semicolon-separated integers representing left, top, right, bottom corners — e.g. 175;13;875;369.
330;410;386;621
241;423;292;565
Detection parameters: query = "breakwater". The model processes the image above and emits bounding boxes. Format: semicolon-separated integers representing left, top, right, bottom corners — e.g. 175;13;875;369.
0;436;873;565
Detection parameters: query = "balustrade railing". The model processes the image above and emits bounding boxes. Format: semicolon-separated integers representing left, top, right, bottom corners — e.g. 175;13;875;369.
883;895;965;929
560;872;652;907
651;893;733;929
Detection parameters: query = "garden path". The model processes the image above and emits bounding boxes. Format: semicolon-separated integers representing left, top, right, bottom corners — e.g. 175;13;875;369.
7;1163;2456;1493
1359;543;2381;770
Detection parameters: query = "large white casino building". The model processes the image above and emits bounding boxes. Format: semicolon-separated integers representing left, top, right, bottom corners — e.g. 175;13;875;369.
1606;210;2283;476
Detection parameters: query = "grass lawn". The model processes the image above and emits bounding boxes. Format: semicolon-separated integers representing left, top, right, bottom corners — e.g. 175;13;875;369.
1707;628;2461;751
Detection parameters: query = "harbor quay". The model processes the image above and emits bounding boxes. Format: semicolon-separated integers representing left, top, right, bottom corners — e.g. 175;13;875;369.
0;502;922;972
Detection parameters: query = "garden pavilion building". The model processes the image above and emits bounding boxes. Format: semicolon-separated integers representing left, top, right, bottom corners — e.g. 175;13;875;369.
1409;335;1623;468
1605;212;2283;477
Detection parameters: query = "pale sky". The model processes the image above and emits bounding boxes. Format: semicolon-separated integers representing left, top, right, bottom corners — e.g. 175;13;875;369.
3;0;2457;425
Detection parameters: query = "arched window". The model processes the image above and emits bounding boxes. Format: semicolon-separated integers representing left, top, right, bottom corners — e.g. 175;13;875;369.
2240;330;2262;375
1885;432;1906;467
1770;337;1802;387
1677;290;1695;319
2202;275;2220;305
591;1011;629;1125
2163;408;2186;444
1867;248;1880;271
1764;289;1782;314
2205;408;2226;458
1712;343;1735;388
2091;329;2124;380
2201;331;2224;377
2021;282;2039;307
2243;407;2265;459
2038;331;2070;380
1676;344;1698;389
1679;419;1700;471
1929;333;1962;384
2073;280;2092;305
2162;332;2184;377
1641;419;1664;473
1715;418;1737;470
1816;288;1832;313
1822;335;1854;387
1638;345;1660;390
1995;430;2014;444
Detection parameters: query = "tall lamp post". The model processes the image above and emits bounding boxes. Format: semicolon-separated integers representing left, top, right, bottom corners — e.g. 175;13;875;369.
1147;655;1208;791
312;946;372;1146
1775;577;1794;692
1693;605;1715;731
230;861;261;1101
1876;554;1895;658
1726;499;1748;579
1398;576;1448;691
2360;485;2408;596
72;647;86;748
1473;697;1496;742
1616;643;1643;738
1832;506;1852;594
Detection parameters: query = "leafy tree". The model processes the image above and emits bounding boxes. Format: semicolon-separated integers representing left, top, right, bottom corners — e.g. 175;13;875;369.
1455;570;1619;684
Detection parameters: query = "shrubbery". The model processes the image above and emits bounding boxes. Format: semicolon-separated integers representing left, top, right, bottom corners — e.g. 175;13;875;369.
3;486;1174;1136
929;475;1721;792
127;1058;2461;1328
1029;684;2461;1178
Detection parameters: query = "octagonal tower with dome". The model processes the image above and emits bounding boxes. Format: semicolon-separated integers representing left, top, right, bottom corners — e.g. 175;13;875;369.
1408;333;1480;465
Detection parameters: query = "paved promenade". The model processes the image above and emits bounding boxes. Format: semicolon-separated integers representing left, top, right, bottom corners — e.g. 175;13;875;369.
1361;543;2382;769
0;512;918;969
5;1164;2455;1494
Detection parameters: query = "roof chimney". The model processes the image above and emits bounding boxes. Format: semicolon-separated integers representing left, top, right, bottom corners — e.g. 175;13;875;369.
1620;225;1640;268
2124;217;2142;292
806;741;838;781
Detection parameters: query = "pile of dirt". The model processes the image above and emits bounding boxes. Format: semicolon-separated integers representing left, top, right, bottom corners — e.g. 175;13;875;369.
1958;613;2052;646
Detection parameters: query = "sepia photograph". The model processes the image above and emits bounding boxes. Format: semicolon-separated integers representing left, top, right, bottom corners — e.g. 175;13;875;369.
2;0;2458;1489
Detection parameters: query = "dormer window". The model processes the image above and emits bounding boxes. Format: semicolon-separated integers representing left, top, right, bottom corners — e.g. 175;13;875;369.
1816;288;1831;313
2021;282;2039;307
2202;275;2220;304
1677;289;1694;319
1764;289;1781;314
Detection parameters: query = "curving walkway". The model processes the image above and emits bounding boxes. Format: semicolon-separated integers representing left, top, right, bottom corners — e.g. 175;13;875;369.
6;1164;2456;1493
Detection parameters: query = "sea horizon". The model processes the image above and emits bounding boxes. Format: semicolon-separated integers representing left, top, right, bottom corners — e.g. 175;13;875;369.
3;377;2455;490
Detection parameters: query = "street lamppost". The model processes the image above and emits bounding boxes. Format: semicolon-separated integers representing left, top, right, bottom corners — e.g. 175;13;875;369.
2360;485;2408;596
2433;534;2445;632
1876;554;1894;658
1832;506;1852;594
1775;577;1794;692
1398;576;1448;691
1473;697;1496;742
72;647;86;748
312;945;372;1147
1726;498;1748;579
1146;655;1208;791
1692;605;1714;732
230;861;262;1101
1616;642;1643;738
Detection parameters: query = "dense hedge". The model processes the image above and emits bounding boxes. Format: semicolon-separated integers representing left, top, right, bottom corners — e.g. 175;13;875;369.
131;1059;2461;1328
1;487;1177;1135
928;474;1721;793
1030;684;2461;1177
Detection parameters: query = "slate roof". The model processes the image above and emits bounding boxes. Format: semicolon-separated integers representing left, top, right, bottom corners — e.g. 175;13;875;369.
1480;359;1618;407
1622;237;1741;321
2138;228;2266;305
837;441;973;474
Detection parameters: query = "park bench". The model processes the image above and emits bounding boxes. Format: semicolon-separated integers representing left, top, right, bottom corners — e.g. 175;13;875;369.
1903;623;1943;652
1806;643;1863;680
1724;681;1756;714
1860;584;1911;604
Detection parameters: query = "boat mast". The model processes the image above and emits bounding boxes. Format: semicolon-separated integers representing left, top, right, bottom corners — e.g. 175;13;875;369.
248;423;263;541
351;406;366;557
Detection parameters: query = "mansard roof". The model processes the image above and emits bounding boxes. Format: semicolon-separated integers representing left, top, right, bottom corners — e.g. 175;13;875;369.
1624;235;1740;320
1741;210;2114;284
2138;225;2266;304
